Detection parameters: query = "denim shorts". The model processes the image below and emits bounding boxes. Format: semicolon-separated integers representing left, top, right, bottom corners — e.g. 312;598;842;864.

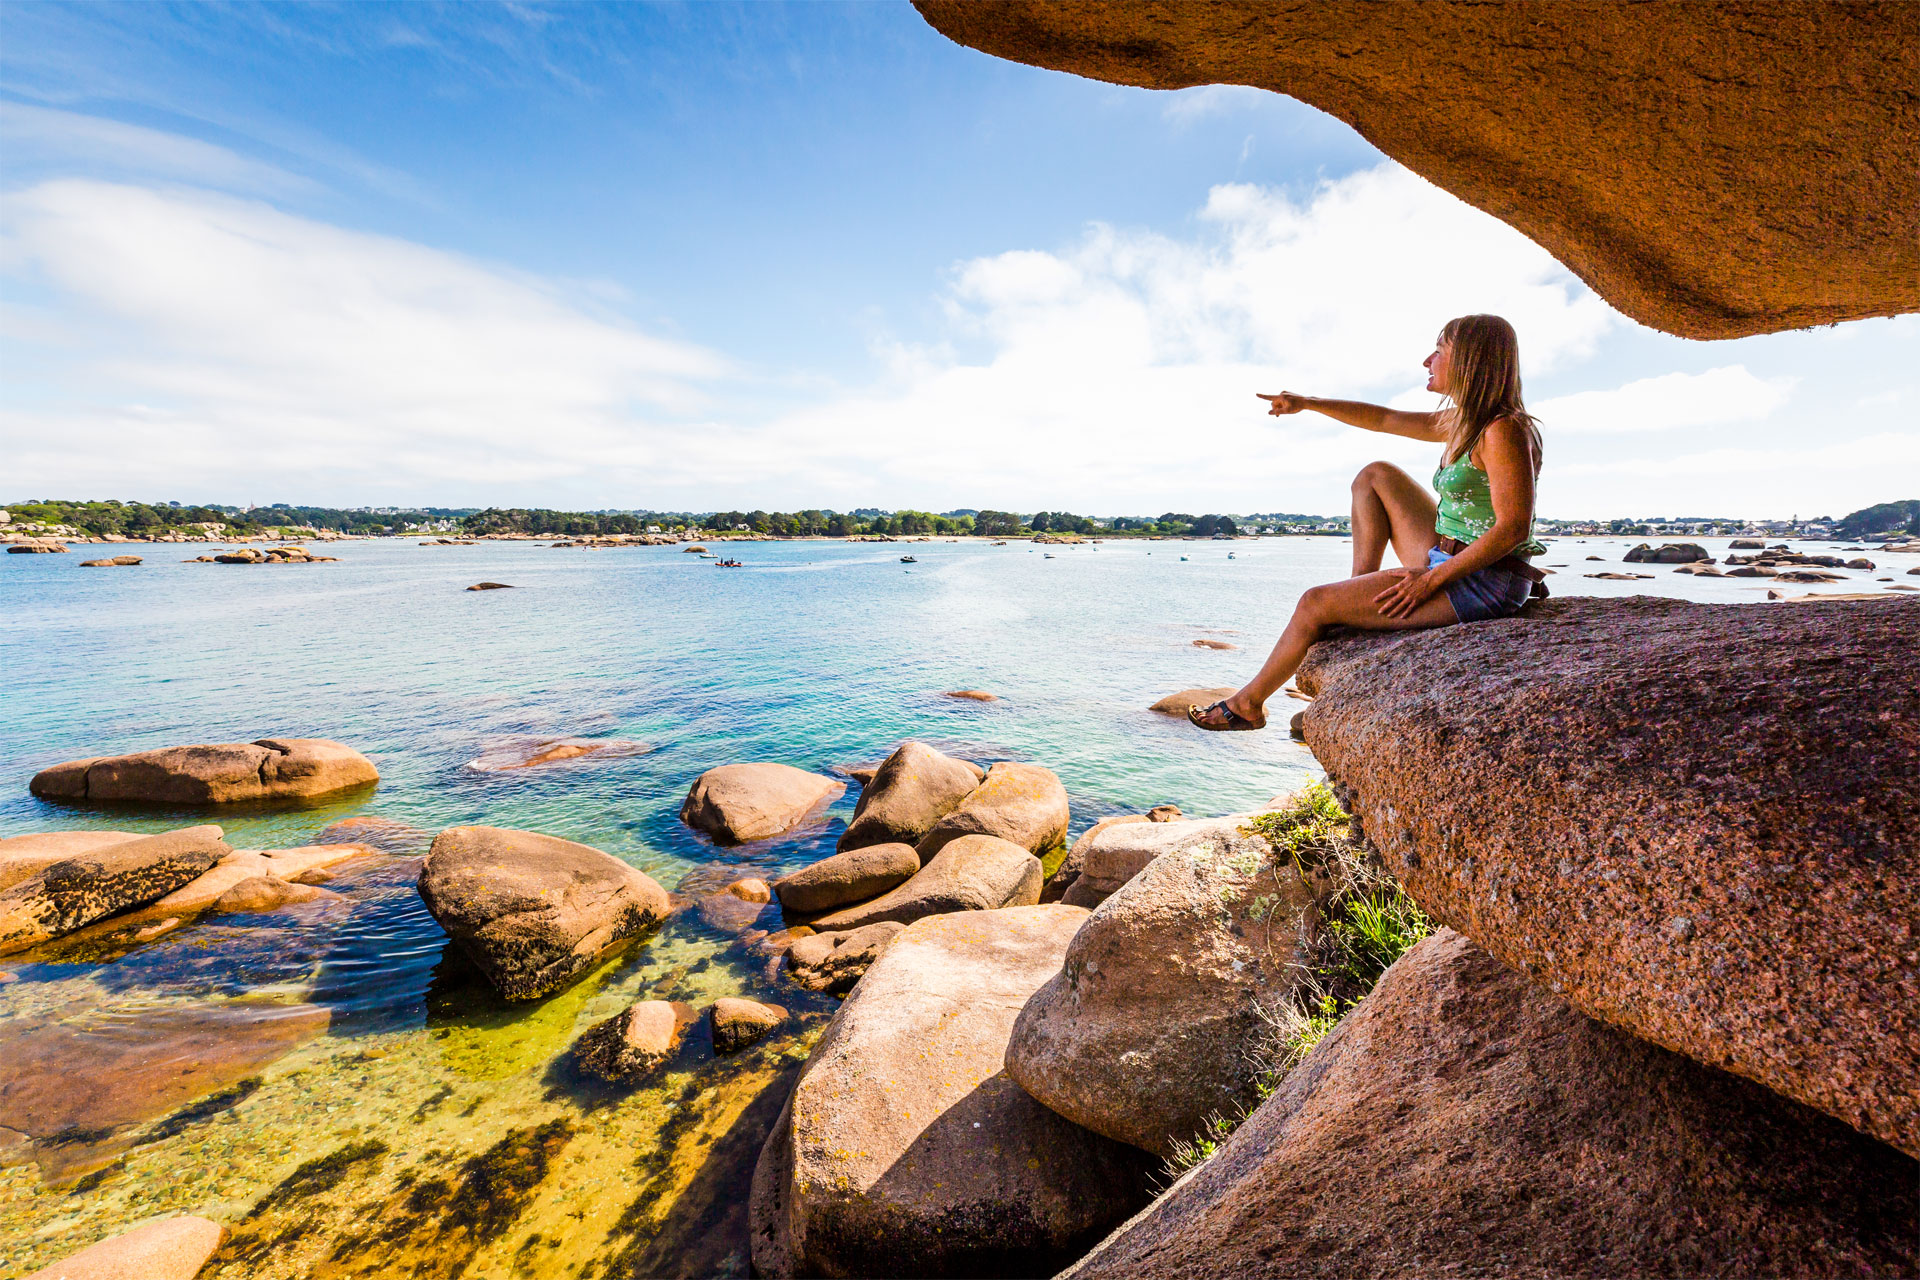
1427;546;1532;623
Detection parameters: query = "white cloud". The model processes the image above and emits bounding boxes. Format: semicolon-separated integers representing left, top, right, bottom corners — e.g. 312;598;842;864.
0;179;727;496
741;164;1616;509
1537;366;1793;434
19;159;1901;518
0;103;318;198
2;162;1614;508
1161;84;1270;124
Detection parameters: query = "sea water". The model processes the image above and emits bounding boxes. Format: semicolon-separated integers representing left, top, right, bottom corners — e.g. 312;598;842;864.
1;535;1911;1276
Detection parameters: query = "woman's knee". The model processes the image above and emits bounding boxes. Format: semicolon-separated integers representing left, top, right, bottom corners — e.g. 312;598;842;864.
1351;460;1399;492
1297;583;1333;620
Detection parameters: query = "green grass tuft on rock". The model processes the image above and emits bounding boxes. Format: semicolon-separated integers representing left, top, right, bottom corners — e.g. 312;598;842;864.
1160;785;1431;1185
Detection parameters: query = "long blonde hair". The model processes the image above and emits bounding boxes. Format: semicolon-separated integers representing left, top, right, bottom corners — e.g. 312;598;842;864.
1438;314;1543;471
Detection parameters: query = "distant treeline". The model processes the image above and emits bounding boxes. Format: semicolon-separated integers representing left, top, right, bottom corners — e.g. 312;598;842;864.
2;499;473;536
460;507;1251;537
24;497;1905;540
1834;500;1920;538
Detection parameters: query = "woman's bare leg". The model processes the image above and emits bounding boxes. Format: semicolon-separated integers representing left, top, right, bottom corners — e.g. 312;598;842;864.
1349;461;1442;577
1198;571;1458;727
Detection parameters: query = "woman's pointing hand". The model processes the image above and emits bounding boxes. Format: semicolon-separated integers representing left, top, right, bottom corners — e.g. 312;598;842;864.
1258;392;1307;416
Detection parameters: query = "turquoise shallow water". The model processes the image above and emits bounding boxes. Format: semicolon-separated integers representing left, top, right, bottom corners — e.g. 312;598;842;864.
1;534;1912;1277
1;538;1347;853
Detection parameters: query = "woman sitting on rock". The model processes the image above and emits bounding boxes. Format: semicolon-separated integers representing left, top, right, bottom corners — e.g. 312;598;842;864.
1190;313;1547;732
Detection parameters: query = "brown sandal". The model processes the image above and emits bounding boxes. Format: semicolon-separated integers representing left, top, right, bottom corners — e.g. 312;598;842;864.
1187;700;1266;732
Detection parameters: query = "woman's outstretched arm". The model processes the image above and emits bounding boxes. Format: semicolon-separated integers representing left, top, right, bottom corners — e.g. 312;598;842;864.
1257;392;1446;442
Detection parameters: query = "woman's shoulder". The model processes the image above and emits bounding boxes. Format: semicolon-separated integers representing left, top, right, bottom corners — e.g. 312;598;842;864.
1474;413;1538;462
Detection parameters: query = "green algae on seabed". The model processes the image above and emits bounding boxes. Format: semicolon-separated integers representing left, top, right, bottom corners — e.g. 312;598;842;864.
428;942;649;1082
202;1030;816;1280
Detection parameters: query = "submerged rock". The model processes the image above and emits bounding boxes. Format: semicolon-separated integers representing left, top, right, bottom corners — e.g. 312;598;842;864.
29;738;378;805
152;843;371;913
574;1000;697;1079
809;834;1042;931
710;997;788;1053
1008;817;1320;1157
772;842;920;914
418;826;670;1000
1296;595;1920;1156
750;905;1155;1278
835;740;983;852
0;1001;330;1182
1068;930;1917;1279
212;875;336;913
24;1214;225;1280
784;921;904;993
694;877;778;933
313;814;431;854
0;826;229;955
915;760;1069;861
679;763;844;845
1148;687;1237;716
464;737;650;772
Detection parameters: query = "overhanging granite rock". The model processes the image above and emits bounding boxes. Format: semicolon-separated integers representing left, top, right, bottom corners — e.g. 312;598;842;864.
914;1;1920;339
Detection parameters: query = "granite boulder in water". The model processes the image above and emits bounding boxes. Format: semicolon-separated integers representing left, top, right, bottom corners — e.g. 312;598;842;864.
1008;817;1321;1157
418;826;669;1000
809;834;1042;931
679;763;844;844
0;825;229;955
574;1000;697;1079
772;841;919;914
835;740;983;851
914;760;1069;860
23;1214;225;1280
750;905;1154;1278
784;921;904;993
29;738;378;805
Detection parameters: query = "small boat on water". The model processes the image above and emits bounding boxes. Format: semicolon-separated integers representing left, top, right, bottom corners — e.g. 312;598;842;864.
1179;555;1190;561
900;555;917;563
1227;552;1236;559
1044;553;1056;559
715;558;744;568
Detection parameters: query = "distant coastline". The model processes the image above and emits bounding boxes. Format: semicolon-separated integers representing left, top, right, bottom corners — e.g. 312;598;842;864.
3;496;1917;546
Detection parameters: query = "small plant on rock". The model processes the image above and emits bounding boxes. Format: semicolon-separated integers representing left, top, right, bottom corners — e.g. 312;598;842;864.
1156;786;1433;1185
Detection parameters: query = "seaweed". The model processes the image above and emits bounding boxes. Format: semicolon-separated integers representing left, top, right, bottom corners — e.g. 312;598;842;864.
256;1138;391;1208
138;1075;262;1145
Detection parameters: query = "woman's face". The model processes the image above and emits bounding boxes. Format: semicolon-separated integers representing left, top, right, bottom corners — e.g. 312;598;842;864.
1423;339;1453;394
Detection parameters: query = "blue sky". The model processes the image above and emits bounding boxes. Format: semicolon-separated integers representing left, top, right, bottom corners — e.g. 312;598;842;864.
2;1;1913;518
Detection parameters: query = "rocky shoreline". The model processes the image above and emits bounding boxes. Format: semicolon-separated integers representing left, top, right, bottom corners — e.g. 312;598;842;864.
6;594;1917;1278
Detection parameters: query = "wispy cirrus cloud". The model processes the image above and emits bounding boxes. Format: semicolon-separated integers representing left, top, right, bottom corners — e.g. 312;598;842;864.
0;101;320;198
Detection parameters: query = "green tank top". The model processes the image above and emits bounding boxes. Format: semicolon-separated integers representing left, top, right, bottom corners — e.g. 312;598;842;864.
1433;454;1546;557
